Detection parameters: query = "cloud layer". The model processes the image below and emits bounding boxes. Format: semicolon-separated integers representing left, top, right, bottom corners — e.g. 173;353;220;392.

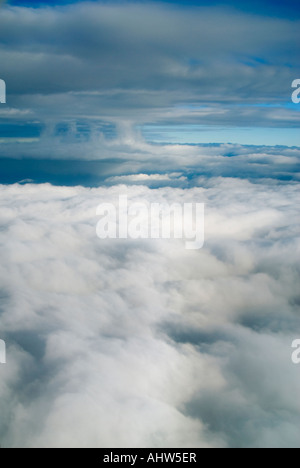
0;175;299;448
1;142;299;186
0;1;299;155
0;0;299;450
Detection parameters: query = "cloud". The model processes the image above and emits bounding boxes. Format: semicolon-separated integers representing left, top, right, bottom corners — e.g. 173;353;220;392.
0;175;299;448
105;173;187;187
0;1;299;158
1;142;299;186
0;0;299;450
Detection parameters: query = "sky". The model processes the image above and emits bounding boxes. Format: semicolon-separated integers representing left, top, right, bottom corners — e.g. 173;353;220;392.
0;0;299;185
0;0;299;449
6;0;300;19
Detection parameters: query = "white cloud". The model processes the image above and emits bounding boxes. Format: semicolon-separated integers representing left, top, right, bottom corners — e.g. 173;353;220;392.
0;178;299;448
106;173;187;184
0;1;298;449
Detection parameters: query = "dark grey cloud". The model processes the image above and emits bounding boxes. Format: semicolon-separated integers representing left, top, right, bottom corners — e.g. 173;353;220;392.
0;2;299;160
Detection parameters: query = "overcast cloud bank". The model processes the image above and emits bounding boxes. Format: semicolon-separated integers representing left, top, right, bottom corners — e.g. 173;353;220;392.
0;1;299;153
0;176;299;448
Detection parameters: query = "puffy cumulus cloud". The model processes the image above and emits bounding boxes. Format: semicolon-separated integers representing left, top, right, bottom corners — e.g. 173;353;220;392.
0;177;299;448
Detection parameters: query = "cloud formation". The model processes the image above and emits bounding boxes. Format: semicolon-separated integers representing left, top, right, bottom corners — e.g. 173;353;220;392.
0;0;299;450
0;174;299;448
0;1;299;156
1;142;299;186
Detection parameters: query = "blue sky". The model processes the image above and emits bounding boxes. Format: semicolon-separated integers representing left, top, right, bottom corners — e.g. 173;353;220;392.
142;125;300;147
7;0;300;19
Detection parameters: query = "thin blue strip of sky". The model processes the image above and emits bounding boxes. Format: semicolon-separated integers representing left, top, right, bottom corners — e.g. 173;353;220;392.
7;0;300;19
141;125;300;147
